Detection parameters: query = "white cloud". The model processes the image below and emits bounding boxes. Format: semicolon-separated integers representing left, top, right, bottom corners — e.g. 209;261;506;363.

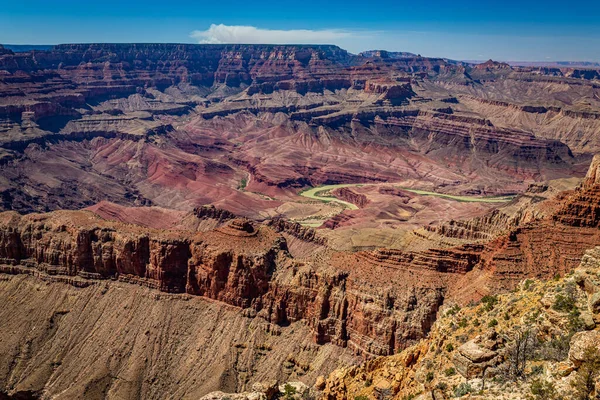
190;24;354;45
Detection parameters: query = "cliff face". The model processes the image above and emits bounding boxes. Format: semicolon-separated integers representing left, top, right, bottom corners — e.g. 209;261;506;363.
331;188;368;208
371;111;574;176
0;211;447;357
0;274;360;400
0;44;354;95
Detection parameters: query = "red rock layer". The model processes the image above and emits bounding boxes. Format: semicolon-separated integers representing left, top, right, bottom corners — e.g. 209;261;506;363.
0;211;450;356
331;187;369;208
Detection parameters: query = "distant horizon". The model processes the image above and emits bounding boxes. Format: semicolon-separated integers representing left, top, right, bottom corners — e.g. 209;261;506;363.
3;42;600;65
2;0;600;62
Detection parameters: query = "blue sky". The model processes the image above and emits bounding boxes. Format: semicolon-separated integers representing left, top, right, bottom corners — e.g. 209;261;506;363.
2;0;600;61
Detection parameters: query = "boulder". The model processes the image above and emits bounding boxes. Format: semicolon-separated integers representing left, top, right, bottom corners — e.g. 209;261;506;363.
590;292;600;314
252;381;279;400
569;330;600;367
314;375;326;390
453;330;504;379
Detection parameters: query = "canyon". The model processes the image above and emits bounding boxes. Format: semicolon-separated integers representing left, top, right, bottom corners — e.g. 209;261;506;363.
1;43;600;399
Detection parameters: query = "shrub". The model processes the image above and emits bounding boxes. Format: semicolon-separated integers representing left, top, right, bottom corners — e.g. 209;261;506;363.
458;317;468;328
528;378;558;400
426;371;434;382
446;305;461;316
446;343;454;352
480;295;498;312
453;383;473;397
488;319;498;328
504;329;538;380
553;293;577;313
537;334;571;361
364;377;372;387
473;318;480;327
284;384;297;399
568;309;585;333
571;346;600;400
444;367;456;376
436;382;448;391
529;365;544;375
554;281;579;312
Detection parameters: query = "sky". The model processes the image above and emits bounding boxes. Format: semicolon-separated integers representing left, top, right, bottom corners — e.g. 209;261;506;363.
1;0;600;61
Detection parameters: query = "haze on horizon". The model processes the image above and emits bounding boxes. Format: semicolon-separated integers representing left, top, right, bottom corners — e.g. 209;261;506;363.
1;0;600;62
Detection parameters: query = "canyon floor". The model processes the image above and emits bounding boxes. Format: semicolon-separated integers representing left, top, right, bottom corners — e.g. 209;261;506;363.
1;44;600;399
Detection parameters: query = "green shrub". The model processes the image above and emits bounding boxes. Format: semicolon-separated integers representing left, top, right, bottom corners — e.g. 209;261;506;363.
284;384;297;399
453;383;473;397
537;334;571;361
446;343;454;352
446;305;461;316
488;319;498;328
458;317;468;328
480;295;498;312
530;365;544;375
571;346;600;400
528;378;558;400
444;367;456;376
426;371;434;382
553;293;577;313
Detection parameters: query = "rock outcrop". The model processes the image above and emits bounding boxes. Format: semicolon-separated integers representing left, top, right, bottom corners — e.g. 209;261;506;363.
331;188;369;208
452;330;505;379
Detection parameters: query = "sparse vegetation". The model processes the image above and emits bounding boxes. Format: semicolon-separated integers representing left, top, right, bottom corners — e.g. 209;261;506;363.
528;378;559;400
504;329;538;381
446;304;461;316
553;292;577;313
445;343;454;352
453;383;473;397
529;364;544;376
487;319;498;328
537;334;572;361
444;367;456;376
480;295;498;312
284;384;297;399
571;346;600;400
